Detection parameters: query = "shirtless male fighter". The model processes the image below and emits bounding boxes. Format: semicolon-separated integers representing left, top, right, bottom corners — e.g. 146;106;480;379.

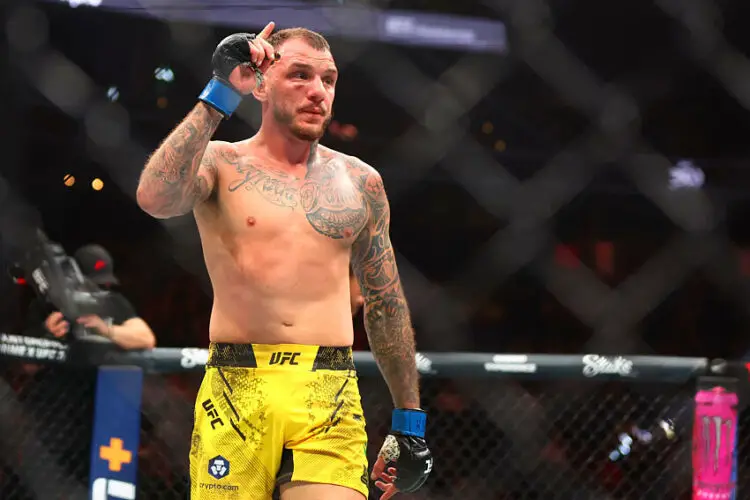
136;23;432;500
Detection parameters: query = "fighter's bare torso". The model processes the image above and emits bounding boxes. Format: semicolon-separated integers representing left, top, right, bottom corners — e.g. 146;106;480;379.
194;139;371;346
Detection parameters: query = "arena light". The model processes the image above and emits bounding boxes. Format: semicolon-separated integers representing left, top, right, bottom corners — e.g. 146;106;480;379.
481;121;494;134
668;159;705;190
91;178;104;191
62;0;102;7
106;86;119;102
154;66;174;83
328;121;358;141
63;174;75;187
339;123;358;140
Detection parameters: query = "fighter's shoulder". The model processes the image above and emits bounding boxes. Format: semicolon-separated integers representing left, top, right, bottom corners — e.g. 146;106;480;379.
206;139;237;153
323;147;381;180
327;150;387;202
204;140;241;169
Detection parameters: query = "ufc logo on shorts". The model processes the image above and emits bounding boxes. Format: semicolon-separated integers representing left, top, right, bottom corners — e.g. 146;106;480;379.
91;478;136;500
202;399;224;429
269;352;301;365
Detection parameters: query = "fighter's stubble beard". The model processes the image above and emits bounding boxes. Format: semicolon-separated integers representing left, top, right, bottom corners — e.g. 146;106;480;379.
271;96;332;142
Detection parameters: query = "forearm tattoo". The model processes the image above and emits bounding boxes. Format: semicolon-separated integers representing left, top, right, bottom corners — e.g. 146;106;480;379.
351;171;420;409
138;103;222;216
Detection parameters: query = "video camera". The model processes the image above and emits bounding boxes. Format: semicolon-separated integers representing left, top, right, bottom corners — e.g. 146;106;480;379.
15;229;106;322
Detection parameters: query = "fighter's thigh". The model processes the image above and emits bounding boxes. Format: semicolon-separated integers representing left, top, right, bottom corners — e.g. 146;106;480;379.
279;481;366;500
281;372;369;497
190;367;280;499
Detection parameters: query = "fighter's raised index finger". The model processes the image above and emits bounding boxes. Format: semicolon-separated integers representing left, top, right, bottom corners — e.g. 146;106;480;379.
258;21;275;40
259;38;276;63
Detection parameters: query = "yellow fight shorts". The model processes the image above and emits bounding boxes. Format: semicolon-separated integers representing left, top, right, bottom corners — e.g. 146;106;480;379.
189;343;369;499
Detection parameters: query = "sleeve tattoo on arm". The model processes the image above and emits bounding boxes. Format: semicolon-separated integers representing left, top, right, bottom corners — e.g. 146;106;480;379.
139;104;222;216
351;168;420;409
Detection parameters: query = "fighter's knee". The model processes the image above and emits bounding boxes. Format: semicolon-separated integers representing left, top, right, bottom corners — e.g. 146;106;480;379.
279;481;365;500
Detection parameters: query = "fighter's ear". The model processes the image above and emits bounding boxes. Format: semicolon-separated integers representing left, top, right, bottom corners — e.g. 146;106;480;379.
252;73;269;102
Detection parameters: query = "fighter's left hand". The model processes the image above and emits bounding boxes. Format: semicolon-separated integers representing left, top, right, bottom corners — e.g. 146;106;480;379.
371;409;432;499
76;315;109;336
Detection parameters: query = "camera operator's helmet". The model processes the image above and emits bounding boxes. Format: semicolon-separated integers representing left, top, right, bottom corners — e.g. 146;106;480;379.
74;244;119;286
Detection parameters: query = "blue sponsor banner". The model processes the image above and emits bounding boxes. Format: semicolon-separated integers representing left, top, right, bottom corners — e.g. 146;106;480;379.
88;366;143;500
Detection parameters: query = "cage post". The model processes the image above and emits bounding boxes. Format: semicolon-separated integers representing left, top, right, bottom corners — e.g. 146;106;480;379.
88;366;143;500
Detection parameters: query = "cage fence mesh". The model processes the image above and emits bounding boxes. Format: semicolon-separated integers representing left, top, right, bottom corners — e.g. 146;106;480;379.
0;362;95;500
0;365;727;499
2;0;750;498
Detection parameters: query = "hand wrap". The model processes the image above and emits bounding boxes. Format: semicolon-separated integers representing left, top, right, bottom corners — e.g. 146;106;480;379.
198;33;263;118
372;409;432;499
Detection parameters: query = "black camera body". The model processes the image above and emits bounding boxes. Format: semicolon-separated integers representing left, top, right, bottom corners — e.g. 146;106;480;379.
18;230;105;322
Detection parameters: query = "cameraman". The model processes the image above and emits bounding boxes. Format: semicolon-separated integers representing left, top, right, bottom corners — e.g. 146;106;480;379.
27;244;155;350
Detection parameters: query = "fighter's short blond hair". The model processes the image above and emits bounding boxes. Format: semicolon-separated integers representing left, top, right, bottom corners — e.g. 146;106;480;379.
267;27;331;52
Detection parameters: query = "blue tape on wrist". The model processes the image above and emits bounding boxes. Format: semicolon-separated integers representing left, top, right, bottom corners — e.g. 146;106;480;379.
198;77;243;118
391;409;426;438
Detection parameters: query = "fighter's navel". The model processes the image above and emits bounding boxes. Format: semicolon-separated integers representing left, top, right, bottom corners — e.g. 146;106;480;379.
282;321;293;327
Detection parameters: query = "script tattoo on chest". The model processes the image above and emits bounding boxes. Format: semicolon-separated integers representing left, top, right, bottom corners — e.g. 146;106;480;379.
226;155;368;240
227;163;298;209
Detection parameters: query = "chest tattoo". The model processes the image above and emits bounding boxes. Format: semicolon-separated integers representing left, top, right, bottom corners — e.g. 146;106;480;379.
302;162;368;239
227;163;298;209
227;157;368;240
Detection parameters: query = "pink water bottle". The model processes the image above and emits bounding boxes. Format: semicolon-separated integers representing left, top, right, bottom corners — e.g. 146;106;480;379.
692;386;738;500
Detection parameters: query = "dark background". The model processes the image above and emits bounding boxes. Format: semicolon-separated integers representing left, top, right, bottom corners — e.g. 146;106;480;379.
2;0;750;359
2;2;750;499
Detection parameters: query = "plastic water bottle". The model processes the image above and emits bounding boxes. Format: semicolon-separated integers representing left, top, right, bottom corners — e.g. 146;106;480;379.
692;386;738;500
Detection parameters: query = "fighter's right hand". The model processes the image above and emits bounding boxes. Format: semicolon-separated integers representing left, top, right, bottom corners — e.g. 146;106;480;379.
200;22;278;118
212;22;277;95
44;311;69;338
